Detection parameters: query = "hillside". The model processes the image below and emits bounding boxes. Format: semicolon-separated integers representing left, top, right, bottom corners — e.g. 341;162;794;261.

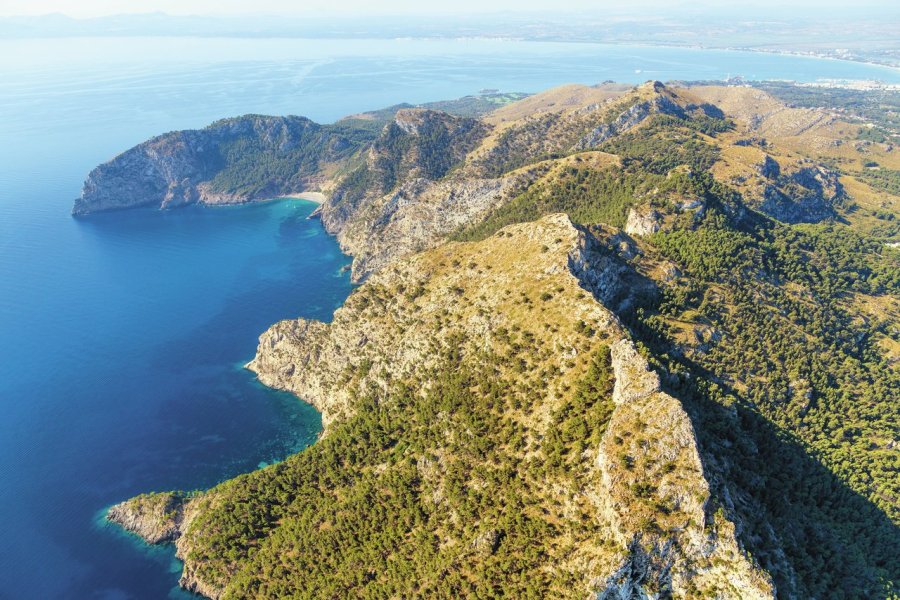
72;115;382;215
111;214;774;599
98;81;900;598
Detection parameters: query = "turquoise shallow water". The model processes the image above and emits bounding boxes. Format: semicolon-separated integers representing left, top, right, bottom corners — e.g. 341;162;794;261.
0;36;897;599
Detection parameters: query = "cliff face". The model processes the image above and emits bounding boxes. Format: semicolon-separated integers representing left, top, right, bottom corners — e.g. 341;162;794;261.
317;109;496;280
329;175;518;281
108;491;219;598
73;115;368;215
574;84;686;150
248;213;612;429
107;492;188;544
758;163;844;223
715;146;844;224
592;340;772;599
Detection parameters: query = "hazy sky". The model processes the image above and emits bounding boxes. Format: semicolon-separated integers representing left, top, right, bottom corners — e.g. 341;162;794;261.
1;0;896;18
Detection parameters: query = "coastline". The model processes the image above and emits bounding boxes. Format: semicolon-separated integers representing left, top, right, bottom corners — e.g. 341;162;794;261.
98;194;346;598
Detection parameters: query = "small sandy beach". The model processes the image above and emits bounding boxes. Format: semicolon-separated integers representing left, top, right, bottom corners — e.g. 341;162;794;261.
283;191;326;204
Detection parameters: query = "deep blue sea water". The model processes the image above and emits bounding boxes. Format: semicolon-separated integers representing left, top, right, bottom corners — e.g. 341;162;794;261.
0;36;898;599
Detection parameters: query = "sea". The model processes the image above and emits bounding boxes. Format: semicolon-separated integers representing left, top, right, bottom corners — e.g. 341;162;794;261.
0;36;897;599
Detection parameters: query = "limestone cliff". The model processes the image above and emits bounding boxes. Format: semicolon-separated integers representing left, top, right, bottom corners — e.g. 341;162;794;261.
107;492;189;544
758;162;844;223
330;175;519;281
592;340;773;599
574;82;687;150
317;108;495;280
248;213;615;429
108;491;223;597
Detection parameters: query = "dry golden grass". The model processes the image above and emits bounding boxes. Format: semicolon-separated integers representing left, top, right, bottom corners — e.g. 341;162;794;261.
483;83;630;126
502;150;622;182
849;291;900;365
842;175;899;212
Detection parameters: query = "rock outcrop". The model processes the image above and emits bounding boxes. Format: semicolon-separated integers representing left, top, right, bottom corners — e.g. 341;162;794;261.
316;109;493;280
575;83;685;150
758;163;844;223
591;339;774;599
329;175;516;281
107;492;189;544
107;491;220;597
713;144;844;224
624;205;662;237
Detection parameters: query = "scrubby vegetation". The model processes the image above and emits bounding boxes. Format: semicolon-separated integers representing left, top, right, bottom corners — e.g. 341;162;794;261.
209;120;378;197
858;167;900;197
332;111;487;204
750;81;900;138
457;106;726;241
459;123;900;597
616;174;900;598
600;114;722;174
454;165;647;240
422;92;531;118
182;341;618;598
475;112;570;177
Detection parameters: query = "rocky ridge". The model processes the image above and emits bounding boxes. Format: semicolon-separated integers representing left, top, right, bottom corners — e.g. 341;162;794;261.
248;213;611;429
592;340;772;599
107;491;188;544
315;108;503;280
112;214;772;598
106;491;220;597
574;83;685;150
77;82;858;278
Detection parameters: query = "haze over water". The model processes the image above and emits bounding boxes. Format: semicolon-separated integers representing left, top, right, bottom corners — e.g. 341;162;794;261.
0;36;897;598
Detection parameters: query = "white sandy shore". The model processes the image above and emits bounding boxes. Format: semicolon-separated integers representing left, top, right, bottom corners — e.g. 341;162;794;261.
282;191;326;204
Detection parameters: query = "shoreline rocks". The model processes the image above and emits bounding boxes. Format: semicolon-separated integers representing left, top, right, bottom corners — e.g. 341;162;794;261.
106;492;189;545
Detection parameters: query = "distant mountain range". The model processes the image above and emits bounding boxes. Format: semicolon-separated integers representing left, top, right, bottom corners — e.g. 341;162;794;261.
3;11;899;67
